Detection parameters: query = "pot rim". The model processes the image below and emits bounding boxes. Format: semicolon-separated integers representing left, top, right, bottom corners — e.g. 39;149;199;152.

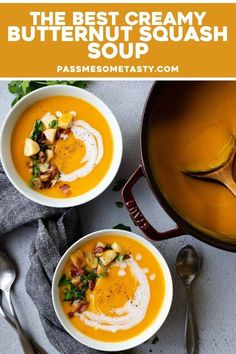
139;81;236;253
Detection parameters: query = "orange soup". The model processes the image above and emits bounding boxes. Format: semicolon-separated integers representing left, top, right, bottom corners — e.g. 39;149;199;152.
11;96;113;198
148;81;236;240
59;234;166;342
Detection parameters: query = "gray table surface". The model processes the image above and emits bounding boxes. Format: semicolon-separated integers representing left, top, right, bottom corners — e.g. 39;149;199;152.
0;81;235;354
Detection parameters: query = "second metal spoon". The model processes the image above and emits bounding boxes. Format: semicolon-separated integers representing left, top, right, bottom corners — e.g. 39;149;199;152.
176;245;201;354
0;250;37;354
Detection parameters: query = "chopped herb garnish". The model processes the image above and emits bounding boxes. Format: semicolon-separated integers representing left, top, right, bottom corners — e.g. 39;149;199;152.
30;120;43;142
40;144;51;152
112;179;127;192
115;201;123;208
64;291;73;301
116;254;124;262
113;224;132;232
59;275;71;287
60;271;99;302
97;272;107;278
8;80;87;106
74;290;85;300
49;120;58;129
28;176;36;188
63;285;86;302
98;258;104;265
82;272;97;281
32;163;40;177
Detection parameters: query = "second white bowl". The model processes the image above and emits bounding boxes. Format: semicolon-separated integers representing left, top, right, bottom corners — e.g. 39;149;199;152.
52;229;173;351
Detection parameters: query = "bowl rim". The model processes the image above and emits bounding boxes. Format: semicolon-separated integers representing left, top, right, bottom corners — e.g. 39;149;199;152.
0;85;123;208
52;229;173;351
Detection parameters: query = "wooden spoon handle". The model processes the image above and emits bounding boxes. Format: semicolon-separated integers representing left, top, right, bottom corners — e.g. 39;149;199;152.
223;178;236;197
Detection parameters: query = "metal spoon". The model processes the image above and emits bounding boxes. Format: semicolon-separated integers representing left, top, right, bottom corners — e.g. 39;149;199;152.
176;245;201;354
0;291;46;354
0;251;37;354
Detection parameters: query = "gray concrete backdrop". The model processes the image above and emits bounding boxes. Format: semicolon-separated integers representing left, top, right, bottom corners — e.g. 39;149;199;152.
0;81;235;354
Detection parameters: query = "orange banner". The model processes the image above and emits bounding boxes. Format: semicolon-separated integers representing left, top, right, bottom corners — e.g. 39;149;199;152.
0;3;235;78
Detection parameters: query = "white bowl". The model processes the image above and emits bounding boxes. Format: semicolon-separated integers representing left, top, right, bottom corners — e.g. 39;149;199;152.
52;229;173;351
0;85;122;208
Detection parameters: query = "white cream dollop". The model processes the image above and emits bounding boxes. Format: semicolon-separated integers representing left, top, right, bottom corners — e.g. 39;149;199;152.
77;258;150;332
59;120;104;182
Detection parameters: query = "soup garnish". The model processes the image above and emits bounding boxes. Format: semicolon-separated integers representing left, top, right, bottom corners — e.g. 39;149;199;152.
24;110;104;195
59;241;131;317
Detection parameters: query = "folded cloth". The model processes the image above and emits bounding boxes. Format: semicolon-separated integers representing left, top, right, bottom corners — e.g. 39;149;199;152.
0;164;63;235
26;210;99;354
0;164;104;354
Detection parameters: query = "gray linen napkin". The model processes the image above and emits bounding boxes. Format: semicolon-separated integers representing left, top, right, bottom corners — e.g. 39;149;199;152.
0;163;102;354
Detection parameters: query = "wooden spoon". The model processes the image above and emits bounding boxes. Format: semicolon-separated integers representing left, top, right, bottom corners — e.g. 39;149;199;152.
183;136;236;197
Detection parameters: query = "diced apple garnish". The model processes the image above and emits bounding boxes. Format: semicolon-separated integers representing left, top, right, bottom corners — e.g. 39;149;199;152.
111;242;126;255
38;163;48;173
58;112;73;129
96;241;106;248
99;250;117;266
70;250;86;268
86;253;98;269
97;264;108;275
46;149;53;162
41;112;57;129
71;278;80;285
44;129;57;143
24;138;40;157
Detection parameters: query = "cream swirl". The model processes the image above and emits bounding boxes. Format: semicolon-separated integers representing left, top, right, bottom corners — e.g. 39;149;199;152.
77;258;150;332
59;120;104;182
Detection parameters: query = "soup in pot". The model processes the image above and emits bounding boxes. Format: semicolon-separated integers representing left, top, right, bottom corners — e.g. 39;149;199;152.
148;81;236;240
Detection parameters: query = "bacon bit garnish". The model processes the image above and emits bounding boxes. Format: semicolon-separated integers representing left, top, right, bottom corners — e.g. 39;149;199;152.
59;184;71;196
70;264;78;278
56;128;63;140
123;254;131;259
93;246;105;257
70;264;85;277
74;300;89;313
32;178;43;189
37;132;46;145
40;165;59;184
27;161;34;168
88;280;95;291
38;150;46;163
80;303;89;313
77;267;85;276
68;312;74;318
49;165;59;177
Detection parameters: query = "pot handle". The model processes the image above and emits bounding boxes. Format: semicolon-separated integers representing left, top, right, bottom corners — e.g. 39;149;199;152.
121;165;184;241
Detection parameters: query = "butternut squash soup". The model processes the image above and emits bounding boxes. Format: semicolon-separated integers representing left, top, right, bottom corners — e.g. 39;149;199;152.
11;96;113;198
148;81;236;240
58;234;166;342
